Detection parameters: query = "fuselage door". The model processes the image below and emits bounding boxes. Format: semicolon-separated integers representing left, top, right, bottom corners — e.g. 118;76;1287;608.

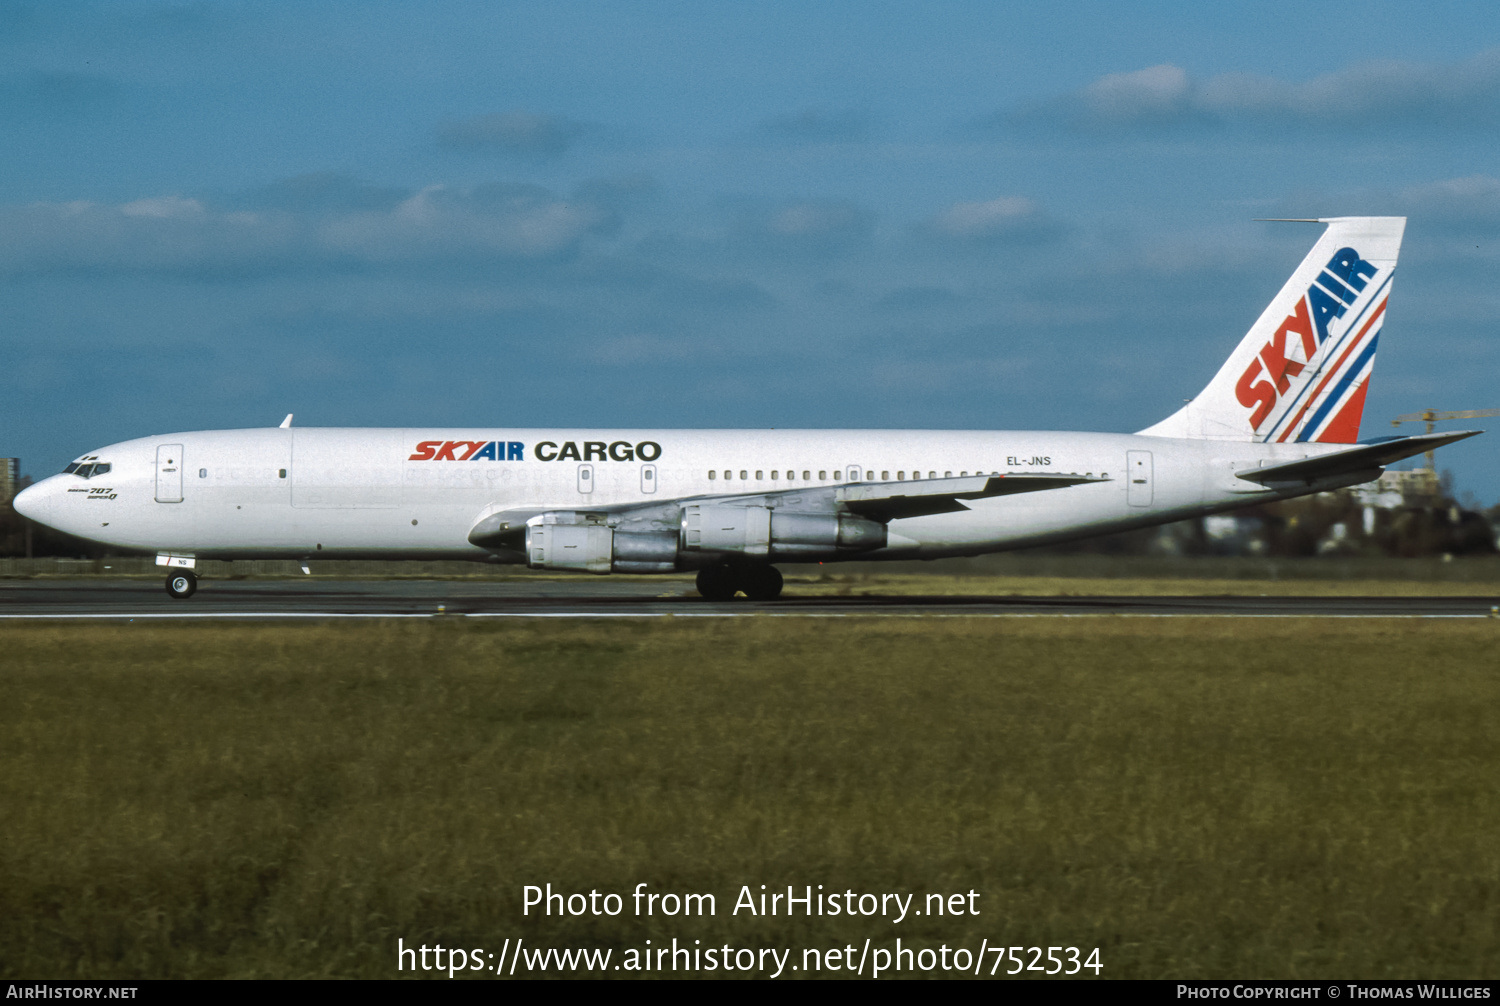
1126;450;1153;507
155;444;184;503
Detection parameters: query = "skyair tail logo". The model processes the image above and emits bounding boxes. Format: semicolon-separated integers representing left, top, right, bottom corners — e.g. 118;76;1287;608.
1235;246;1385;442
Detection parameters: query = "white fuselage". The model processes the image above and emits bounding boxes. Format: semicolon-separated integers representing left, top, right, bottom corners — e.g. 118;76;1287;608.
17;426;1346;564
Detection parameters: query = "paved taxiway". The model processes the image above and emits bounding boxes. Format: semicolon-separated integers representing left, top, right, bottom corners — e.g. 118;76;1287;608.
2;579;1498;618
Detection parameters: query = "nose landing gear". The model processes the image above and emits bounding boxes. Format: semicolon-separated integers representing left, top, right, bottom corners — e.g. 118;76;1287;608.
165;570;198;599
695;563;783;601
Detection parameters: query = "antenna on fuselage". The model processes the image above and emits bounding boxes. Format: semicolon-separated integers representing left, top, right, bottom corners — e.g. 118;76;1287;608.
279;414;293;428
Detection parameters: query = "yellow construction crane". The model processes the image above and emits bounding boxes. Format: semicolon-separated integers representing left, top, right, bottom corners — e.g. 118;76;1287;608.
1392;408;1500;471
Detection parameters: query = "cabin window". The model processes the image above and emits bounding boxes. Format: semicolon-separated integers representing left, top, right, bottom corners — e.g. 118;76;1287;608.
708;471;716;480
929;471;936;479
771;470;778;480
724;470;731;480
897;471;905;480
739;470;747;480
818;471;826;480
866;471;874;480
199;469;207;479
960;471;967;477
944;471;952;478
279;469;287;478
755;470;763;480
803;470;810;480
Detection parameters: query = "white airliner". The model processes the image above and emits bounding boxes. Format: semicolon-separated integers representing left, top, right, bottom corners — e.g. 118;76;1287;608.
14;216;1478;600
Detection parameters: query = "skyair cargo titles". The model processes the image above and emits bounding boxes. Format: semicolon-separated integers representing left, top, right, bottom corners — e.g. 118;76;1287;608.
410;440;526;462
14;217;1481;600
407;440;662;462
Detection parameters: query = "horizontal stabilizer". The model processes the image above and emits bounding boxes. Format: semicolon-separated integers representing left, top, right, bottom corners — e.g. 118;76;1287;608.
1234;431;1481;486
837;473;1108;521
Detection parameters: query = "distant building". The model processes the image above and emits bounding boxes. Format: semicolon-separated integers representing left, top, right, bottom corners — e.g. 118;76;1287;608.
1352;469;1442;536
0;458;17;505
1353;468;1442;510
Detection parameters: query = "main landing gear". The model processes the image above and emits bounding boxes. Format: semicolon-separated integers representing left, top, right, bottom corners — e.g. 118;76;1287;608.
165;570;198;599
695;563;783;601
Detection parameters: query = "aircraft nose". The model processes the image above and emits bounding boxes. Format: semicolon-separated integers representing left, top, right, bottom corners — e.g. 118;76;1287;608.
12;481;50;524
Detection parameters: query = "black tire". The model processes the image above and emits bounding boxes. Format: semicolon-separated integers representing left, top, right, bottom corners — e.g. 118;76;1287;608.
695;565;737;601
741;565;784;601
165;571;197;599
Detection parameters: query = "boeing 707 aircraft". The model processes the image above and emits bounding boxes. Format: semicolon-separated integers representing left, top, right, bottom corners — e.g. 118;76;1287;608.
14;216;1479;599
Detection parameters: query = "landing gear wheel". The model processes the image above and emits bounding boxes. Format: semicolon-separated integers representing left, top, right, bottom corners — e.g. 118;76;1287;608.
165;570;198;599
695;565;737;601
741;565;784;601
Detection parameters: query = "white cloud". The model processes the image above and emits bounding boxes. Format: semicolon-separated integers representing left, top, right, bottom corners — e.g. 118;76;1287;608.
759;107;869;143
436;111;584;156
119;195;206;219
1398;175;1500;231
320;184;613;261
721;199;873;258
929;197;1037;239
922;196;1060;245
1022;48;1500;132
0;182;615;277
766;201;866;238
1078;65;1194;125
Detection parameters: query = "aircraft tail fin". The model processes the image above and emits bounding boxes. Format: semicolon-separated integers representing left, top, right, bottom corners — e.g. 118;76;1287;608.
1139;216;1405;443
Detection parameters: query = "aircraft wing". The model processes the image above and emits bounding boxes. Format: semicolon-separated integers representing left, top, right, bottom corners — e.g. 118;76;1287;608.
833;473;1107;520
468;472;1109;548
1234;431;1481;487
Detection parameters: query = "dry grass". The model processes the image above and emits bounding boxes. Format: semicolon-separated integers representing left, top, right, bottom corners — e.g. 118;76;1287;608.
1;618;1496;979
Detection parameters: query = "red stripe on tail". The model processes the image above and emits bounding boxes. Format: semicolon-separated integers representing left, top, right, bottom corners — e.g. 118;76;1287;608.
1312;379;1369;444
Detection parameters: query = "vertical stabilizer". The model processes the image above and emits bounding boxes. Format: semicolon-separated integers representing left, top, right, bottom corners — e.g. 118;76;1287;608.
1139;217;1405;443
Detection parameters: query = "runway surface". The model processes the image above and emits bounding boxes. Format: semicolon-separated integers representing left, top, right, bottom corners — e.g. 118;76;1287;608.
2;578;1498;618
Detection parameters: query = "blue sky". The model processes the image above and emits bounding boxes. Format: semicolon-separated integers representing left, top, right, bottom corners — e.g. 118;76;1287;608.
4;1;1499;502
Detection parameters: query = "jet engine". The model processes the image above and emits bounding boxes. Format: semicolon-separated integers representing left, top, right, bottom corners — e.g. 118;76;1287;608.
681;504;886;558
514;503;888;573
525;519;679;574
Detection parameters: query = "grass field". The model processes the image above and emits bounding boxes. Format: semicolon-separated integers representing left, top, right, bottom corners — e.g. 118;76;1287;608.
2;617;1496;979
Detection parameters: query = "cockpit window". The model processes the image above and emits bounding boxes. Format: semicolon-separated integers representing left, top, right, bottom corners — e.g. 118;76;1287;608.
66;462;111;479
92;463;110;476
64;463;81;475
